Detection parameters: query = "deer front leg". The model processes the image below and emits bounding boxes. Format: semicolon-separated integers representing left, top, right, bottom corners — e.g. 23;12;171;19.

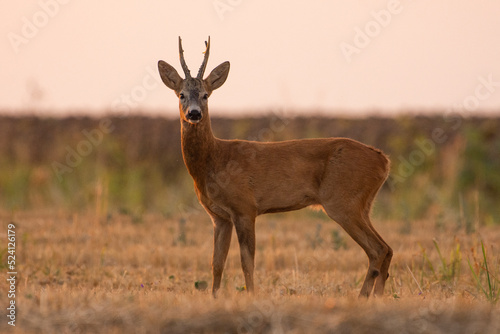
211;217;233;298
233;216;256;293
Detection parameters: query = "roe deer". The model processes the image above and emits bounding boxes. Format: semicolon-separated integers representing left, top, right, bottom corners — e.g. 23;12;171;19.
158;37;392;298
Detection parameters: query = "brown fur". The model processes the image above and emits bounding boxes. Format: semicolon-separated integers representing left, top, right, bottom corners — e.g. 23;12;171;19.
158;38;392;298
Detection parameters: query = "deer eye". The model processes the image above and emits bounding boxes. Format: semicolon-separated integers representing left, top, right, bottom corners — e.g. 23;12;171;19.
203;94;208;100
179;93;185;100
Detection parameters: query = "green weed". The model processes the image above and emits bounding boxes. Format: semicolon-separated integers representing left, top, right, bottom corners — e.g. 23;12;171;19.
433;239;461;283
467;241;499;304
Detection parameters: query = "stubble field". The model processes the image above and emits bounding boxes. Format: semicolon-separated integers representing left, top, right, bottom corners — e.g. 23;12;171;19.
1;208;499;333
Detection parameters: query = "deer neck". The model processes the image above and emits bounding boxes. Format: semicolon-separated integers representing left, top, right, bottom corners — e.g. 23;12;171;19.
180;116;216;185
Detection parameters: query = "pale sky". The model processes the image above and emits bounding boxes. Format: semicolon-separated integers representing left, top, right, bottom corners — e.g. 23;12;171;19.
2;1;500;117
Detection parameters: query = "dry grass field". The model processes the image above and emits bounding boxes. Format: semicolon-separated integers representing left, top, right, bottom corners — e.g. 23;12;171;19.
2;208;499;333
1;115;499;332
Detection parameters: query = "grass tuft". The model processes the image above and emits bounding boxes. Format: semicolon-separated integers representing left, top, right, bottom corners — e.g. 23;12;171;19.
467;240;500;304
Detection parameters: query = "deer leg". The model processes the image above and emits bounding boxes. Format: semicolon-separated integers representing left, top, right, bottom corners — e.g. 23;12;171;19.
324;208;389;298
365;218;392;296
373;244;393;296
211;217;233;298
233;216;256;293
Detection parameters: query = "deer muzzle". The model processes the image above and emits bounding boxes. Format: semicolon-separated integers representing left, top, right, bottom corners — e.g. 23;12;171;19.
187;109;202;123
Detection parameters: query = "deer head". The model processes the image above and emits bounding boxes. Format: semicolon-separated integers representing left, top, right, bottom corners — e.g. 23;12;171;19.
158;37;230;124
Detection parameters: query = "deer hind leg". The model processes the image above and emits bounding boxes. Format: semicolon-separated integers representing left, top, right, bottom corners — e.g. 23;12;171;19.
211;216;233;298
366;218;392;296
323;204;390;298
233;215;256;293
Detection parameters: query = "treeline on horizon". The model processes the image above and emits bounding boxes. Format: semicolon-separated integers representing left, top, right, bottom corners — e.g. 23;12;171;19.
0;114;499;226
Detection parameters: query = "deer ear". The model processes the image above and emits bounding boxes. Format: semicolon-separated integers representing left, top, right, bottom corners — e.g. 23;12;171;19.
158;60;183;92
204;61;230;93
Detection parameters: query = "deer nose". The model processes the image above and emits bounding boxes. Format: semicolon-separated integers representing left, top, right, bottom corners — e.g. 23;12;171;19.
187;109;202;121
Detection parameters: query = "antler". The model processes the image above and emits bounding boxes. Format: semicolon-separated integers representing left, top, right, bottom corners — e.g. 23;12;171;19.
178;36;191;78
197;36;210;79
